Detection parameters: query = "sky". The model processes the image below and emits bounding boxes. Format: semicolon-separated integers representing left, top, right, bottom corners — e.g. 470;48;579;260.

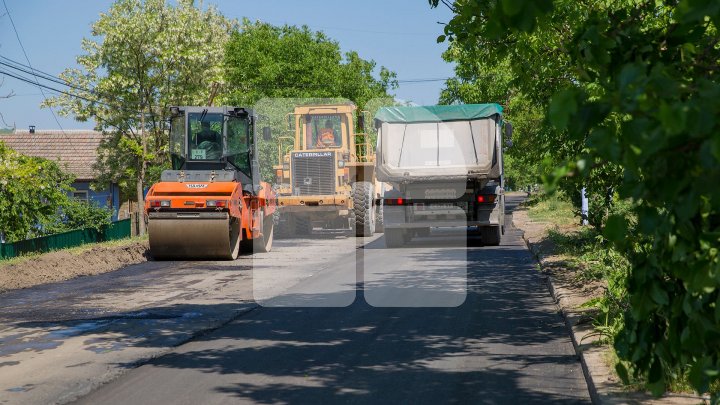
0;0;455;131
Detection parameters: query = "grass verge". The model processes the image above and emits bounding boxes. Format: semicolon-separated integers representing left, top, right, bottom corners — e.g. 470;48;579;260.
0;235;147;269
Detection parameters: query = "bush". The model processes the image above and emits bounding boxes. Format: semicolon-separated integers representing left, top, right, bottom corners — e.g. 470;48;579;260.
44;198;112;234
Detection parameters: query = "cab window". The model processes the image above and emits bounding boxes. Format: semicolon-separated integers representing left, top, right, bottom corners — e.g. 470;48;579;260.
226;116;251;176
188;113;223;160
303;114;343;149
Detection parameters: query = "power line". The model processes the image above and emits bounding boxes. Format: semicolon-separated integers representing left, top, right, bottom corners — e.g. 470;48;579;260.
0;68;105;106
1;0;81;153
0;57;91;94
0;53;149;116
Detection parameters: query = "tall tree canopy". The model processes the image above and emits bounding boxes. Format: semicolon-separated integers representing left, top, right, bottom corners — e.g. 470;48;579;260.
44;0;234;234
224;20;397;108
432;0;720;398
223;20;398;180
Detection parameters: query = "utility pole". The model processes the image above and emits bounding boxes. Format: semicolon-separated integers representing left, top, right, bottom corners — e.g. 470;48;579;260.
581;187;589;226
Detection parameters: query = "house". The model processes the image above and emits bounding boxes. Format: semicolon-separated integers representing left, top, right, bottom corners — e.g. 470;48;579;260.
0;128;121;221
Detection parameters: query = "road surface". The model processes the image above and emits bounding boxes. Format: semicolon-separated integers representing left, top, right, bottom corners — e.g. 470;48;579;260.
0;194;590;404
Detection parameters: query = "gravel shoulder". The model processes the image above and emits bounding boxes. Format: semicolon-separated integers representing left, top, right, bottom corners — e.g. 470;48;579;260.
511;196;703;405
0;239;149;293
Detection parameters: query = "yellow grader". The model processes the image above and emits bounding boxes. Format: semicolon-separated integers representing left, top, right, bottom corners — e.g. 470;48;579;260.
272;103;383;237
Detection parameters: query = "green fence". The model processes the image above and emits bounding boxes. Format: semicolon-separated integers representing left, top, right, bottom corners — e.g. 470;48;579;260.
0;219;132;260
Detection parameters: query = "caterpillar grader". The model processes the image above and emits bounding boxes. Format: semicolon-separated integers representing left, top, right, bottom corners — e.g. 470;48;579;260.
145;106;275;260
272;103;383;237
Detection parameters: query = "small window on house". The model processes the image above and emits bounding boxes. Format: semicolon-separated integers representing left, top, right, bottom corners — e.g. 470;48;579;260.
72;191;88;202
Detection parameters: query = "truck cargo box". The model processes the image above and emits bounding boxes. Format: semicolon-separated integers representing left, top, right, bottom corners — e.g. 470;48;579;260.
374;104;503;183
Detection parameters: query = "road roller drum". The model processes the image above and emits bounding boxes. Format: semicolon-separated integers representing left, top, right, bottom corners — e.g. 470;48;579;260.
148;212;240;260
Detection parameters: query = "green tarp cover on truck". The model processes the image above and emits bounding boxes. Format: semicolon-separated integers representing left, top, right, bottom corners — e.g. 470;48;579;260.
374;103;504;182
374;104;503;124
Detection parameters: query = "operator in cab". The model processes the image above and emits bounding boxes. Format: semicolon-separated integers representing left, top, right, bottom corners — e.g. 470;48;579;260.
316;119;337;148
197;121;220;144
196;121;222;160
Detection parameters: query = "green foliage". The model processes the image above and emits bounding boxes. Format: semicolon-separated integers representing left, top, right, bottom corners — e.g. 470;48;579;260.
224;20;397;109
551;226;629;342
44;0;234;205
43;198;112;234
0;141;73;242
224;21;397;181
433;0;720;398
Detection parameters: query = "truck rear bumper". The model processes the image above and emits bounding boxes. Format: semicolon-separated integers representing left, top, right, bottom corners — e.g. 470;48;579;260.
384;220;499;229
278;195;351;209
382;203;502;228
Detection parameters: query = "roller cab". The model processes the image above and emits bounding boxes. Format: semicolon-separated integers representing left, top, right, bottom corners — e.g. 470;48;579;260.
145;106;275;260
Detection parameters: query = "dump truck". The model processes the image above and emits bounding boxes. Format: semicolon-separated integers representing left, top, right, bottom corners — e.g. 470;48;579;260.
145;106;275;259
272;103;382;237
374;104;512;247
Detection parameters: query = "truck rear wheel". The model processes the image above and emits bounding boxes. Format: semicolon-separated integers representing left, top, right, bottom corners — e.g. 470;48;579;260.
385;229;404;248
375;203;384;233
352;182;375;237
482;226;501;246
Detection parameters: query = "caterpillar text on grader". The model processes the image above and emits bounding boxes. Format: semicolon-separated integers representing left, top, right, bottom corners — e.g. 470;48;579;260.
145;106;275;260
272;103;383;237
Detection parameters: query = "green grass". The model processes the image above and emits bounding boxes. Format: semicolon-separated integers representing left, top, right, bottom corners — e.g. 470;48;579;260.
65;235;147;255
526;192;631;356
547;227;629;283
525;192;577;226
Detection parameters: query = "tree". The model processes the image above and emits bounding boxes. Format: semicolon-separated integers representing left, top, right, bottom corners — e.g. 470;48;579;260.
44;0;234;235
431;0;720;398
223;20;398;180
224;20;397;108
0;142;72;242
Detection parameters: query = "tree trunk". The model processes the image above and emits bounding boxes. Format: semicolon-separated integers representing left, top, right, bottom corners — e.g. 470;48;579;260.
136;175;146;236
136;105;147;236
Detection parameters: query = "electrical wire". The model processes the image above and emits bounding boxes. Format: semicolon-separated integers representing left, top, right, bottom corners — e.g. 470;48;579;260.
0;54;147;115
2;0;75;138
0;58;91;94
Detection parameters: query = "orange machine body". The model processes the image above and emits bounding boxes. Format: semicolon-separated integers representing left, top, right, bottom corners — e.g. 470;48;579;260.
145;180;275;242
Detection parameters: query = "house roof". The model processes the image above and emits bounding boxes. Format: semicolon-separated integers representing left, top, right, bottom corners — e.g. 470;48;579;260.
0;130;105;181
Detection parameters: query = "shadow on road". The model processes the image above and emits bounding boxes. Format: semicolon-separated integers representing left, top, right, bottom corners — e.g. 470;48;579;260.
2;194;588;404
71;196;589;404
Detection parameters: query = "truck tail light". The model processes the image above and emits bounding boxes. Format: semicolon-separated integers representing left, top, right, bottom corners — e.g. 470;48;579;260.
477;195;496;203
385;198;406;206
206;200;227;208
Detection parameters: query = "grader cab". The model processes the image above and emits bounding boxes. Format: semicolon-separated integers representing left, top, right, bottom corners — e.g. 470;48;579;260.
273;103;383;237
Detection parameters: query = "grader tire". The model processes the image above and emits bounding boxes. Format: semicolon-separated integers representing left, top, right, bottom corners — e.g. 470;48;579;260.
352;182;375;237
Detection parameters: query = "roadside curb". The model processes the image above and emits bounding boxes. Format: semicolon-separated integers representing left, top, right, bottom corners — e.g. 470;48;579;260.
512;205;703;405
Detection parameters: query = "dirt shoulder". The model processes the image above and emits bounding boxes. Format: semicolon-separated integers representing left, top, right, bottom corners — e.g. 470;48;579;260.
0;239;149;293
511;197;702;405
